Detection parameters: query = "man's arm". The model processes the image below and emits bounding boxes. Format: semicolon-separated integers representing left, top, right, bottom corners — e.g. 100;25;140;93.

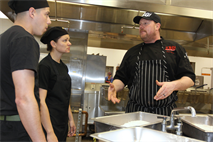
154;76;194;100
108;79;125;104
12;69;46;142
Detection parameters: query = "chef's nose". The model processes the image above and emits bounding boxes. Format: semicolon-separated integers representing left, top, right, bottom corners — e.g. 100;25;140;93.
68;41;72;46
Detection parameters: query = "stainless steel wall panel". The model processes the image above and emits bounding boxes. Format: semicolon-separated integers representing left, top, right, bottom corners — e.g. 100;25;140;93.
80;6;140;25
60;29;88;92
85;55;106;83
2;0;213;58
80;5;98;21
66;58;84;90
82;6;116;23
128;0;166;5
114;9;141;25
70;94;82;108
170;0;213;11
195;20;213;41
196;36;213;46
83;91;100;124
160;15;202;32
58;0;213;19
160;30;195;41
49;2;81;19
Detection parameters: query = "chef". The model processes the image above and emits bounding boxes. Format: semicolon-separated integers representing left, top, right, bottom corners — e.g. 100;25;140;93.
105;72;113;83
0;0;51;141
108;11;195;116
38;27;76;142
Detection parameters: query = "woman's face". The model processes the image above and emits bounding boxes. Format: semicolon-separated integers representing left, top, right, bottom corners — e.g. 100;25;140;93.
54;34;71;53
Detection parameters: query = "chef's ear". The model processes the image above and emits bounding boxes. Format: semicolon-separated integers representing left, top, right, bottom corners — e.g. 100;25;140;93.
50;40;57;48
29;7;36;18
155;23;161;30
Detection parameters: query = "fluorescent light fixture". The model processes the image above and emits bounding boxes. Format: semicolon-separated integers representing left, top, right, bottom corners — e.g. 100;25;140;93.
0;11;8;19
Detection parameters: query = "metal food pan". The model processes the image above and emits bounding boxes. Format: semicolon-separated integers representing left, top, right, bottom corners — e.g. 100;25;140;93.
93;111;168;133
181;115;213;142
90;127;205;142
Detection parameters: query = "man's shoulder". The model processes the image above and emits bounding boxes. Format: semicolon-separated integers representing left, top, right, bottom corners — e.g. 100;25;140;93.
126;43;142;54
130;43;142;50
3;25;33;39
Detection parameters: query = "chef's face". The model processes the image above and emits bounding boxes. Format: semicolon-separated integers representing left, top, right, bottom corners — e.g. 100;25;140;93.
33;7;51;36
54;34;71;53
139;18;159;42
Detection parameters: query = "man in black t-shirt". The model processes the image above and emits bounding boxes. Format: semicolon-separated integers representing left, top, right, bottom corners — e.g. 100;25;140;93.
108;12;195;116
0;0;51;141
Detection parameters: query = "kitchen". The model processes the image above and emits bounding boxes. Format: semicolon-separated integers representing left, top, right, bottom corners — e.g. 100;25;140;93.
0;0;213;141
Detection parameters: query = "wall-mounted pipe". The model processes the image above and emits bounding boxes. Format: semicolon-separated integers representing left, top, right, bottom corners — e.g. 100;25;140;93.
207;37;209;55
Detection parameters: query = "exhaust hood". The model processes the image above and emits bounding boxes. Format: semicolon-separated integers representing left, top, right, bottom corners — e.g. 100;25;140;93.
1;0;212;57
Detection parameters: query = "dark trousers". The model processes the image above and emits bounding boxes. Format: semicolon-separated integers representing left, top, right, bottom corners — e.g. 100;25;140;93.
0;120;31;142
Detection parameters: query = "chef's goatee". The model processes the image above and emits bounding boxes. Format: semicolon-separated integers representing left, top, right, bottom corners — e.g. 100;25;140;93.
8;0;49;14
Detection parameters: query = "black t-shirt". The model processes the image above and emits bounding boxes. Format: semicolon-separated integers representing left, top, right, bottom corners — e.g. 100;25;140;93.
114;39;195;89
0;25;40;115
38;54;69;91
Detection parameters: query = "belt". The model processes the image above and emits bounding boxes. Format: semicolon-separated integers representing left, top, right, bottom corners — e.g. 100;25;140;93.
0;115;21;121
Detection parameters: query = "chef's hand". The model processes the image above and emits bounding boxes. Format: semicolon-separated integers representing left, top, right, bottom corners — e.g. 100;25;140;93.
68;120;76;137
47;132;58;142
154;80;176;100
108;83;120;104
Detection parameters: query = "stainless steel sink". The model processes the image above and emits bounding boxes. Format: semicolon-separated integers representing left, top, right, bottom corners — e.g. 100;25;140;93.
181;114;213;142
90;127;205;142
92;112;167;133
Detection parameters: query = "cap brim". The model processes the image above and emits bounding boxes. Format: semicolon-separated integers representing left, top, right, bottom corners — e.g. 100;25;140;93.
133;16;142;24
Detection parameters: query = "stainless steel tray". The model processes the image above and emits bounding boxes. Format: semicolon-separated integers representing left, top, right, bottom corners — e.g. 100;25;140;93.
91;127;205;142
181;115;213;142
93;111;168;133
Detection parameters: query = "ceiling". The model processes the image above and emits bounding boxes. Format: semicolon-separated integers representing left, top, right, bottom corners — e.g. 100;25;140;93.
1;0;213;57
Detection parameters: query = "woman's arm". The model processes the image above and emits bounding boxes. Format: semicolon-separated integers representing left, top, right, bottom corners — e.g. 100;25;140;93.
67;105;76;137
39;88;58;142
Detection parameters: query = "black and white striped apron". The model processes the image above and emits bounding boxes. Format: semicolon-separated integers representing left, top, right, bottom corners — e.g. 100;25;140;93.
126;41;177;116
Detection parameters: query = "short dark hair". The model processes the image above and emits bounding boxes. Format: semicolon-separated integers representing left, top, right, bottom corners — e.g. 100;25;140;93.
46;37;60;51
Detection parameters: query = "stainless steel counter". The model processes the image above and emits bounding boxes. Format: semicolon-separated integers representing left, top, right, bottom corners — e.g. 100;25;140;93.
91;112;213;142
91;127;205;142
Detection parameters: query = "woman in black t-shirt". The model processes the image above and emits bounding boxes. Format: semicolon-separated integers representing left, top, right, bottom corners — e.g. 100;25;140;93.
38;27;76;142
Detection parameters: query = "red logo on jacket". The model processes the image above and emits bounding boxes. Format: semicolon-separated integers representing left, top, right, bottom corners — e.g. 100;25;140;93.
165;46;176;54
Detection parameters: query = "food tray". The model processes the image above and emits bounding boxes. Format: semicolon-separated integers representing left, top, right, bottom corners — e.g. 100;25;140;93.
181;115;213;142
93;111;168;133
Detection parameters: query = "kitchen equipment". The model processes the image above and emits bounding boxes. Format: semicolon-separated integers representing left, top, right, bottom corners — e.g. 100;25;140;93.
181;115;213;142
177;90;184;104
189;84;208;104
92;111;168;133
90;127;205;142
83;83;128;124
165;106;196;136
100;85;128;114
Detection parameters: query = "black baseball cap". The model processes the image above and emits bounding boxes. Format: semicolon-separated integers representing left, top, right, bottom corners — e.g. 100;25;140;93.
8;0;49;14
133;11;161;24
